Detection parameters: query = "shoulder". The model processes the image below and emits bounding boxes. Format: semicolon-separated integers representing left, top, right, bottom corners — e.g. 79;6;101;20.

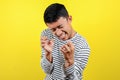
41;28;51;36
72;33;90;49
40;28;54;40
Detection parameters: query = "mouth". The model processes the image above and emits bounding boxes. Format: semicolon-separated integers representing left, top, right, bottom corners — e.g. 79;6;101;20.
58;32;67;40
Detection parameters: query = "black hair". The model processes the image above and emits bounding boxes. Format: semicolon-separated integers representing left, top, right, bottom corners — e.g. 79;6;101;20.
44;3;69;23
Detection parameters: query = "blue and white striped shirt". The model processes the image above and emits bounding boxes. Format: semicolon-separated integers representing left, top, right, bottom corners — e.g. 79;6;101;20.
40;29;90;80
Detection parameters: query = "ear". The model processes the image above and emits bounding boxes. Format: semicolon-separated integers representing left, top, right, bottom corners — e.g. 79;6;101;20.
68;15;72;23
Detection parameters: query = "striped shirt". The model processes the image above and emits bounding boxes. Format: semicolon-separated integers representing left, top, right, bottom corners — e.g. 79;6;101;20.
40;29;90;80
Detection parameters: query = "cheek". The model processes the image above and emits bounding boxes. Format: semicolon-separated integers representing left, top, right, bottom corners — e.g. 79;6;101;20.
64;27;71;33
63;26;69;32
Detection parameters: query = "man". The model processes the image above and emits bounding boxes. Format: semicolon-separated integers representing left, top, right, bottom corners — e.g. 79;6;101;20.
40;3;90;80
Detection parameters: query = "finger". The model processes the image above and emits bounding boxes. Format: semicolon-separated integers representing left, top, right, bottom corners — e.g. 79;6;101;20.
64;44;71;52
41;40;49;48
41;40;48;47
44;36;48;40
67;41;74;50
49;39;54;43
60;47;65;54
61;45;67;51
60;45;69;53
41;44;45;47
40;37;43;41
60;45;64;50
41;40;47;44
41;36;44;41
43;36;47;41
67;41;72;47
51;39;54;42
41;41;47;48
70;42;75;51
41;36;48;41
49;39;54;46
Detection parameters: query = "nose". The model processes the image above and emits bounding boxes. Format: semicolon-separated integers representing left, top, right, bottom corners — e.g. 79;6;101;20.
55;28;62;37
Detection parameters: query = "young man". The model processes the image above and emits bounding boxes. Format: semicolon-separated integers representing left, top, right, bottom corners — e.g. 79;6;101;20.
40;3;90;80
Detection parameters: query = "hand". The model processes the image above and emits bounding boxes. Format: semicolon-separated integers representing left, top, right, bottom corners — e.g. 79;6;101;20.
41;36;54;63
60;41;75;67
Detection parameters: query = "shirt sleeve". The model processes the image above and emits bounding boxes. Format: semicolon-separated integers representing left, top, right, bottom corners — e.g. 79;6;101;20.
41;51;54;74
64;38;90;80
40;30;54;74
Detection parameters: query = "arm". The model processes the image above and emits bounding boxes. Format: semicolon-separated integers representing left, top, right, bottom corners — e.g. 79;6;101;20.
40;31;54;74
61;40;90;80
64;47;90;80
41;48;53;74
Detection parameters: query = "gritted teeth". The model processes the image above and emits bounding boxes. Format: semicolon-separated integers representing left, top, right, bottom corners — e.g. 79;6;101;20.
59;32;66;40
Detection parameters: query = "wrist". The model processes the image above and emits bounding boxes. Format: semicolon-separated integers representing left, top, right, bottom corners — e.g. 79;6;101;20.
64;59;74;68
46;52;53;63
65;58;74;64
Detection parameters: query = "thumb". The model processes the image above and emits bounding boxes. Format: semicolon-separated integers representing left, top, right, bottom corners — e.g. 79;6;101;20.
50;39;54;45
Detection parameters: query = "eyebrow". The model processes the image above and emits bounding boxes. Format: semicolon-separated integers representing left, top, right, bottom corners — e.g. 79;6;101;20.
50;24;62;30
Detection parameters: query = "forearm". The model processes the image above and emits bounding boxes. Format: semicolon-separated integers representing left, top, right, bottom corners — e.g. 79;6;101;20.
64;64;82;80
41;55;53;74
40;29;54;74
64;49;90;80
64;60;83;80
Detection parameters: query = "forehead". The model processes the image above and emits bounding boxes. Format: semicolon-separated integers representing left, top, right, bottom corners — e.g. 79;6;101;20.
46;17;67;29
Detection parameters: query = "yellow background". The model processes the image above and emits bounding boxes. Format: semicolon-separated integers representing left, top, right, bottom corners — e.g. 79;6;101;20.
0;0;120;80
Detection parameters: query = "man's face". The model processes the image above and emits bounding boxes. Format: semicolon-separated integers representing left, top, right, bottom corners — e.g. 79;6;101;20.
46;16;73;40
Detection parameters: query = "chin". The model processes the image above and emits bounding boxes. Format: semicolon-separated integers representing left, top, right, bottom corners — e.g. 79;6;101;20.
58;37;68;40
62;38;67;41
59;38;65;41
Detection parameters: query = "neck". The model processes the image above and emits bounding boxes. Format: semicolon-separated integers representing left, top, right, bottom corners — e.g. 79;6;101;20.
70;30;76;39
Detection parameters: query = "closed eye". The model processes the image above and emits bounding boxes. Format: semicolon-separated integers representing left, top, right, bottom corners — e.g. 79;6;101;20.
50;24;63;32
58;25;63;29
51;28;56;32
